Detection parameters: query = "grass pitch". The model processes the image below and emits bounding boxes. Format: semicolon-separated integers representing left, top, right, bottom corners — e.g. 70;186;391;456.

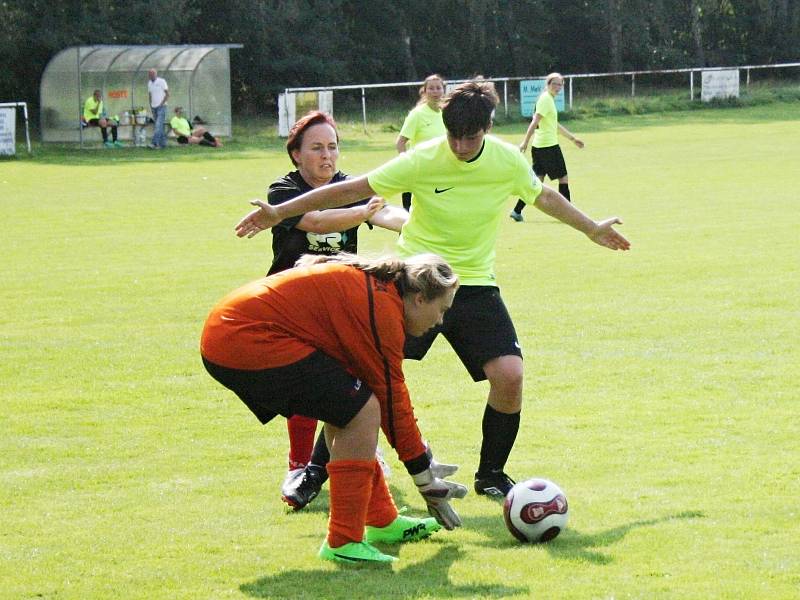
1;102;799;599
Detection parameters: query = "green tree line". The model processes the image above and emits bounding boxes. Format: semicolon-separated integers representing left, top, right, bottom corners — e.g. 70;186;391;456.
2;0;798;115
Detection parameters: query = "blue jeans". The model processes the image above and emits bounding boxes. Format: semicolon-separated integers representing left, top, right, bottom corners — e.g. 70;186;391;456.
151;105;167;148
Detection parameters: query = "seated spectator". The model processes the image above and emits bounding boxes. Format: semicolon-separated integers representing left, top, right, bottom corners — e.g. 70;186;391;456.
82;89;122;148
169;107;222;147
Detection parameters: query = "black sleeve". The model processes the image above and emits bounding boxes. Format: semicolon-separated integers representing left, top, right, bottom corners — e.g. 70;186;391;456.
268;178;304;231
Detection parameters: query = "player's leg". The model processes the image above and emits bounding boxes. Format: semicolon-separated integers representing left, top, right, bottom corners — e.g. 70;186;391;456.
319;394;397;563
280;414;318;508
265;354;396;562
281;421;332;511
202;351;395;562
510;154;546;221
199;131;217;147
551;146;570;203
558;176;571;202
104;119;119;144
475;354;523;499
364;459;441;543
93;119;110;145
437;287;522;499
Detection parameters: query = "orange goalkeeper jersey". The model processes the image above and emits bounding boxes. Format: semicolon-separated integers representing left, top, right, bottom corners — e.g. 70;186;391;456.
200;263;425;462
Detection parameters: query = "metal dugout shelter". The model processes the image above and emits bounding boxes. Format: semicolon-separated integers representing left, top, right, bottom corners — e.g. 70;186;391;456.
40;44;241;144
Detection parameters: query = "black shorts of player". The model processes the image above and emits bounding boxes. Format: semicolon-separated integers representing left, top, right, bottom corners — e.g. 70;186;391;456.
404;285;522;382
532;144;568;180
176;135;189;144
201;350;372;427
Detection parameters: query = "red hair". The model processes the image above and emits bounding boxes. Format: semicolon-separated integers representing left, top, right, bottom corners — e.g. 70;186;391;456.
286;111;338;166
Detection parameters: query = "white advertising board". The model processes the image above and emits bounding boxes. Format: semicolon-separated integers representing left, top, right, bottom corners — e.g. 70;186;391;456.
0;108;16;156
520;80;564;117
701;69;740;102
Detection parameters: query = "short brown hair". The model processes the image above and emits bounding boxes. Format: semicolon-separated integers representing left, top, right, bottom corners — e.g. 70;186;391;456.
286;111;338;166
441;81;498;137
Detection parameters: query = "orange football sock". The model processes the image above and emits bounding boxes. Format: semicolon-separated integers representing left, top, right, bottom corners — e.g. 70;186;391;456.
366;460;398;528
326;459;375;548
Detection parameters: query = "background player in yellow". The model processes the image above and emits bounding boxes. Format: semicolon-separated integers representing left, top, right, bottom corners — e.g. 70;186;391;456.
236;81;630;500
395;74;447;211
82;89;121;148
511;72;584;221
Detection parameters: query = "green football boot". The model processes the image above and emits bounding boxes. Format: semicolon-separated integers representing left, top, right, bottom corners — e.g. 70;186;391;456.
318;540;397;564
365;514;442;544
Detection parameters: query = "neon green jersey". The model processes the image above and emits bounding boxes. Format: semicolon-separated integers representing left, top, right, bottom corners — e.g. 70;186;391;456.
532;92;558;148
170;116;192;137
83;96;103;121
399;103;446;146
368;135;543;286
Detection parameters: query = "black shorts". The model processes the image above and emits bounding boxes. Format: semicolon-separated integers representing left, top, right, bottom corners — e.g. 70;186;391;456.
532;145;568;180
176;135;189;144
201;351;372;427
404;285;522;382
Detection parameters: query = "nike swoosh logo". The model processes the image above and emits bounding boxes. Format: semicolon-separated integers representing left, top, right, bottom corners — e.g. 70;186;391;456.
220;315;236;321
434;187;453;194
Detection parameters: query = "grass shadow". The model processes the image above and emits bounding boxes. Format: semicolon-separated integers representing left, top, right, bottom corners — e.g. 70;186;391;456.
239;543;528;599
466;510;705;565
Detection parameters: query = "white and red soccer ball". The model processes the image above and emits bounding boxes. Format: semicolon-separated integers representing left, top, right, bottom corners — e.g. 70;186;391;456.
503;478;569;543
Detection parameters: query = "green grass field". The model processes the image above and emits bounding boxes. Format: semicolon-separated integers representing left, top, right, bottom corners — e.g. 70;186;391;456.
2;102;799;599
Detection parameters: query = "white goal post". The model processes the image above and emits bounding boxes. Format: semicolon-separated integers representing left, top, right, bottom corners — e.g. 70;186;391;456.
0;102;32;155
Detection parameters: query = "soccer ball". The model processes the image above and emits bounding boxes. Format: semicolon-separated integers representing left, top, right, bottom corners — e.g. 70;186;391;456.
503;478;569;543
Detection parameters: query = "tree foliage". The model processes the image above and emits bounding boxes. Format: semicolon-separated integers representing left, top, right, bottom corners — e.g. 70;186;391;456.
1;0;798;115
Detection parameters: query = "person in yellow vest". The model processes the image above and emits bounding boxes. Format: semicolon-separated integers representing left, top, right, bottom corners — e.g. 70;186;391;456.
82;89;122;148
511;73;584;221
169;107;221;147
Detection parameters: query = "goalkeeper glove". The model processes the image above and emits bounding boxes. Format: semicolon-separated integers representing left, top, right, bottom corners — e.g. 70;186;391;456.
412;468;468;530
424;445;459;479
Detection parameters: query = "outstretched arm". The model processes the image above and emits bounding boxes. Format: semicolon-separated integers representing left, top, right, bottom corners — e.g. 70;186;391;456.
533;186;630;251
235;176;375;238
297;197;385;234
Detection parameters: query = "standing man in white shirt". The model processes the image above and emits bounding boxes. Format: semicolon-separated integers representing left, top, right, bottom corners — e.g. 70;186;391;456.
147;69;170;149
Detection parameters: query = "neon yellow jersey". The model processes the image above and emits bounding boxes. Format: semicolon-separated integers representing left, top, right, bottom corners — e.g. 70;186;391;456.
399;103;446;146
532;92;558;148
170;116;192;137
83;97;103;121
368;135;543;286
